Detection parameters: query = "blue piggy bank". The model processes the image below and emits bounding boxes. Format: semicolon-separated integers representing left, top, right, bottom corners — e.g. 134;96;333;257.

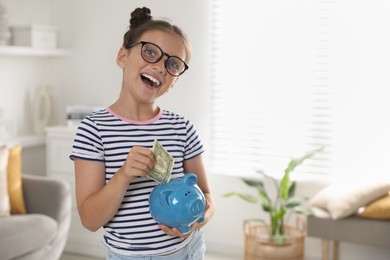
149;173;206;234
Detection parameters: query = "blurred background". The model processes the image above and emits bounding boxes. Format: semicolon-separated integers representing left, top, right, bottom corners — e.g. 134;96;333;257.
1;0;390;259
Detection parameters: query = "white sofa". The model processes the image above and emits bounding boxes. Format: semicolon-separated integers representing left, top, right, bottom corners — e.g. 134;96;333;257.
0;174;71;260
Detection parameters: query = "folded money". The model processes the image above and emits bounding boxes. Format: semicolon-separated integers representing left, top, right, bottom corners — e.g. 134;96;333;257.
147;139;174;183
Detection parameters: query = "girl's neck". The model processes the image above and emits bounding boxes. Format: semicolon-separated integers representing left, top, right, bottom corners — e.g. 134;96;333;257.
109;100;160;122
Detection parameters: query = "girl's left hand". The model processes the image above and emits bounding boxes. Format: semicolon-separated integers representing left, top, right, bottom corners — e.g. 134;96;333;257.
158;225;188;238
158;221;202;238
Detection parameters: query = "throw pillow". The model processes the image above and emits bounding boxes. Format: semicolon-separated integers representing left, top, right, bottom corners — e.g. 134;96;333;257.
0;146;10;217
357;194;390;219
7;145;26;214
309;180;390;220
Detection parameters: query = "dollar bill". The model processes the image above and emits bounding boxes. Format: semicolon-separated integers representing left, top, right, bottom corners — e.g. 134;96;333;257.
147;139;174;183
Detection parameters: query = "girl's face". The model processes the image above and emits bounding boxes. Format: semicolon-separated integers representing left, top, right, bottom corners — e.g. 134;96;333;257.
117;30;188;105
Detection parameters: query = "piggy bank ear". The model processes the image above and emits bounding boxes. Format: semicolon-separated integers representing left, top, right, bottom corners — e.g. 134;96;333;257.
184;173;197;185
161;190;174;208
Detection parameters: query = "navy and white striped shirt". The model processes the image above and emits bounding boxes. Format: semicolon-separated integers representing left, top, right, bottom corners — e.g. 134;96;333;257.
70;108;205;256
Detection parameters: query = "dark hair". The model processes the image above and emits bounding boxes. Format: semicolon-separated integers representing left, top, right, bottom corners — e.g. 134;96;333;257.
123;7;191;62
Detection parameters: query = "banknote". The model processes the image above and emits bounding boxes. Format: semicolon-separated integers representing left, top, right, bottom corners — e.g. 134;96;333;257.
147;139;174;183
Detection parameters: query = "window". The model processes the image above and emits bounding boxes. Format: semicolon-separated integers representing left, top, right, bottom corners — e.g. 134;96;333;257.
211;0;390;178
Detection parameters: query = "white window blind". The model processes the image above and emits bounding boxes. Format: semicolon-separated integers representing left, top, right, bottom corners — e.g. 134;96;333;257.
211;0;390;178
211;0;334;177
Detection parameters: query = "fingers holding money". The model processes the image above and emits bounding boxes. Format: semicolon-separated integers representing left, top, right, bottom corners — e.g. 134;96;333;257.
121;146;156;179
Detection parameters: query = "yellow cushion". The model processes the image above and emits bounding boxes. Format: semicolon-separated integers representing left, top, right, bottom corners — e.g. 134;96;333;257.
7;146;26;214
357;193;390;219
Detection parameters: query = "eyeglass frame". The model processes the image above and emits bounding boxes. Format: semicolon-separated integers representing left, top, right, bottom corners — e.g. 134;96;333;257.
127;41;189;77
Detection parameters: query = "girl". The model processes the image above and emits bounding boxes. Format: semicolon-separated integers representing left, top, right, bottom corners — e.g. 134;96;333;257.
70;6;215;260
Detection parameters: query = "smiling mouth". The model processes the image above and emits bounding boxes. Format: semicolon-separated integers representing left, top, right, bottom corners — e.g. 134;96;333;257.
141;73;161;88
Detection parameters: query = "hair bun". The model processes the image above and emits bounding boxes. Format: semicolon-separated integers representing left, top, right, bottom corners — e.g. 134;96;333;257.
130;7;152;30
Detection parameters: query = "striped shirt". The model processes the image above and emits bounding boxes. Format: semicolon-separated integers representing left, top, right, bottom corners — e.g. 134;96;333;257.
70;108;205;256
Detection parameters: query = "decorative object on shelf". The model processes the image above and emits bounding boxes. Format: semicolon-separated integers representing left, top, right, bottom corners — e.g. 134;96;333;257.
0;108;15;139
149;173;206;234
66;105;102;128
224;147;323;260
0;1;11;45
33;86;52;135
11;24;57;49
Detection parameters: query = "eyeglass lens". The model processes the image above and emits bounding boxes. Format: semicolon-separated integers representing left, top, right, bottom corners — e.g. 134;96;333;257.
141;43;186;76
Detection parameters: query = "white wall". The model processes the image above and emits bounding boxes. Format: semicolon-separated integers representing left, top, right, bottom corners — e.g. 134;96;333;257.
2;1;390;259
0;0;53;175
0;0;53;136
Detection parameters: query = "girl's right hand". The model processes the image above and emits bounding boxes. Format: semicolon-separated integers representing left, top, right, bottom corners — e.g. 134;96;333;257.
120;146;156;181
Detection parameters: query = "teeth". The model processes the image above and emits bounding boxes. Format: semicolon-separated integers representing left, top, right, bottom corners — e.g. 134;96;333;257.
141;73;161;87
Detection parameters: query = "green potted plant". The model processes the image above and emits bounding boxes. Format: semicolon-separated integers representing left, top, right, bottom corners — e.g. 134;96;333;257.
223;147;323;259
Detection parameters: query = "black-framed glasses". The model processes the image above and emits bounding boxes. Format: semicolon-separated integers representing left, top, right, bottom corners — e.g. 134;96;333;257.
128;41;189;77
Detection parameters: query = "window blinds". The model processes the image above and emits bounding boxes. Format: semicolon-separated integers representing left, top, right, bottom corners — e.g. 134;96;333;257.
211;0;334;177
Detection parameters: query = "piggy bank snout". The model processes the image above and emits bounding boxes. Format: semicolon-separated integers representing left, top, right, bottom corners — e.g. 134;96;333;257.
189;199;204;216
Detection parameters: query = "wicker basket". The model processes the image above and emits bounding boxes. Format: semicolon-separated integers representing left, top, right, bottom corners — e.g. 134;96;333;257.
244;220;305;260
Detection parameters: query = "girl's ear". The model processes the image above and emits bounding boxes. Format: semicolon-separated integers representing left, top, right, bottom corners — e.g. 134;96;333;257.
116;47;128;68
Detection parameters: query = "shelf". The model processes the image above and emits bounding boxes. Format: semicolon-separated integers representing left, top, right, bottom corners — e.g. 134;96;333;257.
45;125;78;138
0;46;71;57
45;125;78;134
1;135;46;148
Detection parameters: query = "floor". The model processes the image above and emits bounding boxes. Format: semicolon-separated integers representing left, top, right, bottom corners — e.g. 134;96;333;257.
61;251;239;260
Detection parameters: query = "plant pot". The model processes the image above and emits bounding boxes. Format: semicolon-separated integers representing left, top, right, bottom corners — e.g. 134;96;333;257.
244;220;305;260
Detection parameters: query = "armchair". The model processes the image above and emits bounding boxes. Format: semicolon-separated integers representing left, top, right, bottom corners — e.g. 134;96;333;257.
0;174;71;260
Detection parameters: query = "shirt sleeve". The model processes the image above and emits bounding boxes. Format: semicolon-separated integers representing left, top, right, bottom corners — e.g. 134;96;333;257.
184;119;205;160
69;116;104;162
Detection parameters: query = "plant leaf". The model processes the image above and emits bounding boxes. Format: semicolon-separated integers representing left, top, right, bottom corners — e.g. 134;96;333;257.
272;208;285;221
258;170;275;180
293;206;314;216
288;181;296;199
243;179;264;190
281;146;324;199
280;172;290;200
257;170;279;191
222;192;259;204
261;200;272;212
258;192;272;212
285;196;307;208
284;146;324;174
